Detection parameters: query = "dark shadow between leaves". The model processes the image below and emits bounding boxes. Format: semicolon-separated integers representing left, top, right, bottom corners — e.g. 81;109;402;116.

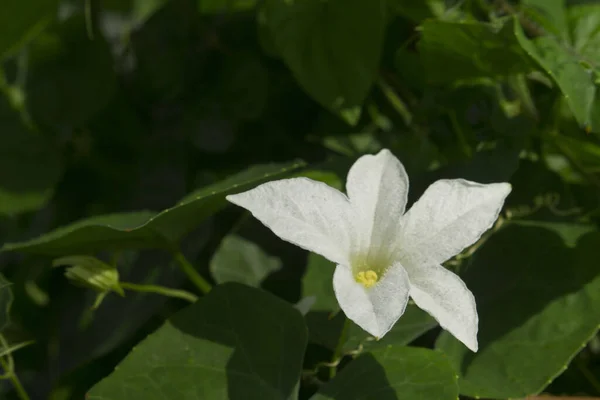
305;311;345;350
316;353;398;400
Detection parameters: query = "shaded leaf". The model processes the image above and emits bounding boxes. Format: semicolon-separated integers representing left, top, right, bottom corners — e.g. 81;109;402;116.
393;0;445;22
311;347;458;400
88;283;307;400
0;96;61;216
2;162;305;255
0;0;58;60
261;0;385;125
436;226;600;399
522;0;569;40
210;235;281;287
419;19;532;82
342;305;437;354
198;0;257;14
515;15;599;132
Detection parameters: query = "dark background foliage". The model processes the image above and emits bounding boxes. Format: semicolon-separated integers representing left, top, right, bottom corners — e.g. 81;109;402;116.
0;0;600;399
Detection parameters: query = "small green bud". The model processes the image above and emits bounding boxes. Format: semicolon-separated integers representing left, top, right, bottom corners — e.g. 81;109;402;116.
52;256;124;297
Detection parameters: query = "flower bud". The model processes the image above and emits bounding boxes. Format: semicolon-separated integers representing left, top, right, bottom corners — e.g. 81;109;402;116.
52;256;124;297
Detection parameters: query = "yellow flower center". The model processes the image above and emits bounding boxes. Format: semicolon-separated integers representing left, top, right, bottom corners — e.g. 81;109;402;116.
355;270;379;288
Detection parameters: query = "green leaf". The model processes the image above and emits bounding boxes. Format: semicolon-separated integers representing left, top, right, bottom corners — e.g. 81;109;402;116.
436;226;600;399
393;0;445;22
311;347;458;400
198;0;257;14
210;235;281;287
0;0;58;60
1;211;159;255
522;0;569;40
418;19;532;82
88;283;308;400
0;96;61;216
299;171;343;191
551;133;600;171
515;15;599;132
2;161;305;255
261;0;385;125
569;4;600;66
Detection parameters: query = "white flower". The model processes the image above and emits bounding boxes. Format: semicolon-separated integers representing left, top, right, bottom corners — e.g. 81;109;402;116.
226;149;511;352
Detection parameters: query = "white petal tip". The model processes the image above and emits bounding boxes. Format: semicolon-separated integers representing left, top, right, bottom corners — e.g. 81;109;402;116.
499;182;512;194
225;193;238;201
464;338;478;353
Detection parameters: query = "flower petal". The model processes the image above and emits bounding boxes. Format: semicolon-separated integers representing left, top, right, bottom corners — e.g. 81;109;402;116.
333;263;410;338
405;256;478;352
226;178;356;266
399;179;511;264
346;149;409;257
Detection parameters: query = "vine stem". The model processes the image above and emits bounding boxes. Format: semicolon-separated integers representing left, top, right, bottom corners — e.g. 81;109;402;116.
329;317;351;379
120;282;198;303
0;334;30;400
172;250;212;295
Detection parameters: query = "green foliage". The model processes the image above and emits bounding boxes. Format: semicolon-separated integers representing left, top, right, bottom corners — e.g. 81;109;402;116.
311;347;458;400
210;235;281;286
88;283;308;399
261;0;385;124
0;0;58;60
437;226;600;399
2;162;303;255
0;0;599;399
419;19;532;82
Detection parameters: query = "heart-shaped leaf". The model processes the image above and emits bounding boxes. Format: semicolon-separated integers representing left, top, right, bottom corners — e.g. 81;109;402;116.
88;283;308;400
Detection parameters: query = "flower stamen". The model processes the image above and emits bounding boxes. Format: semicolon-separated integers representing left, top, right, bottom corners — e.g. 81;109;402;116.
355;270;379;288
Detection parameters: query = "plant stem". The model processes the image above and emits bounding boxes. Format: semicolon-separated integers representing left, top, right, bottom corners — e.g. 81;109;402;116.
329;317;351;379
172;251;212;294
120;282;198;303
377;78;412;126
84;0;95;40
576;357;600;395
0;357;30;400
